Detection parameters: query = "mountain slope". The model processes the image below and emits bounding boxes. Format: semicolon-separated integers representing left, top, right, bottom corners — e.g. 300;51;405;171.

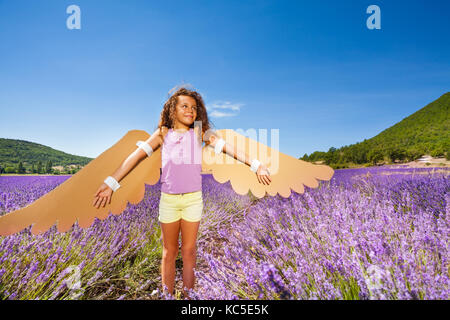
0;138;93;168
303;92;450;165
365;92;449;150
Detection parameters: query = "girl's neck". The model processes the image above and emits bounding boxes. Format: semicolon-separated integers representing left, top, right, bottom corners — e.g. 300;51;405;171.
173;122;190;133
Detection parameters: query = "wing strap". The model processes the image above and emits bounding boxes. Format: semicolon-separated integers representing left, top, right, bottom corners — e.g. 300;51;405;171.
136;140;153;157
104;176;121;192
214;138;226;154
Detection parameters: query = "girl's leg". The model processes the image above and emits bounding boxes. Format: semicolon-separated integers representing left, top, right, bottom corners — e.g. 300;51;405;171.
160;220;181;295
180;219;200;297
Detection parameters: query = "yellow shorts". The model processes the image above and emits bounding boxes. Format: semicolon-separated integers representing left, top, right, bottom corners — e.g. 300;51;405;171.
158;190;203;223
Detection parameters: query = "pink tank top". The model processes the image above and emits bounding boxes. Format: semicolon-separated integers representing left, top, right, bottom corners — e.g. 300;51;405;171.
160;128;203;194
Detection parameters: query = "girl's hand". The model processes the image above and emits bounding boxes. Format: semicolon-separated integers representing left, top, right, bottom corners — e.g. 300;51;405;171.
93;183;113;208
256;164;272;185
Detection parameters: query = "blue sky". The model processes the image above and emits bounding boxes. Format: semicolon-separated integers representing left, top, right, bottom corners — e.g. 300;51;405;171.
0;0;449;159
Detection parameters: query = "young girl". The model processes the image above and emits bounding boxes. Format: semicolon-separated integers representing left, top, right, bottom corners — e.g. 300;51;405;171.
93;85;271;298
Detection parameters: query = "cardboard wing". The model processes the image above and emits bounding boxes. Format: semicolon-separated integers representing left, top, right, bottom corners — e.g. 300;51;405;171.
0;130;160;236
202;129;335;198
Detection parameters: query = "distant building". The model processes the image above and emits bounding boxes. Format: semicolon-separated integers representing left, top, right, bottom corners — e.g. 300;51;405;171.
417;155;432;162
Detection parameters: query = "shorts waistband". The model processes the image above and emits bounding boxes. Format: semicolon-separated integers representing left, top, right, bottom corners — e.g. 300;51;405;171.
161;190;202;196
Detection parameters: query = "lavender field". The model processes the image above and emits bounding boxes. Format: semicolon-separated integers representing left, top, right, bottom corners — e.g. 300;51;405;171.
0;166;449;300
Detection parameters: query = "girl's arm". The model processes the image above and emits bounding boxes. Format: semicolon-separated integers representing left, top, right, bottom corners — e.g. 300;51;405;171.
94;128;163;208
109;128;163;184
203;130;272;185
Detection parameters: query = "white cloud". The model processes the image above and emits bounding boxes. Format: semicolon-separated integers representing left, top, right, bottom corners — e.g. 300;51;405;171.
207;101;244;118
209;110;236;118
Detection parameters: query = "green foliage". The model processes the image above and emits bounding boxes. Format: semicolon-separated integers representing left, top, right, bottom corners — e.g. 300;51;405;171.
5;167;16;173
37;161;43;174
367;149;384;165
300;153;309;161
430;144;446;157
0;138;93;174
304;92;450;166
45;160;53;174
17;161;25;174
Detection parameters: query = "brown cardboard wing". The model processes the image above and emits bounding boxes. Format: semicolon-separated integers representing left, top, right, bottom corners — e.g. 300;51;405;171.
202;129;335;198
0;130;161;236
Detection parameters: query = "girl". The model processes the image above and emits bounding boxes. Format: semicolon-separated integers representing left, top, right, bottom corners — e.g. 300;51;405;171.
93;85;271;298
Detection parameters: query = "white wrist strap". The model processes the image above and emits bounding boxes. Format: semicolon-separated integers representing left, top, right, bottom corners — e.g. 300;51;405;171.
104;176;120;192
214;138;226;155
136;141;153;157
250;159;261;173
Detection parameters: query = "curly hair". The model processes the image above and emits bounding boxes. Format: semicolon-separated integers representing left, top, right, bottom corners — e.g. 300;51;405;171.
157;84;214;144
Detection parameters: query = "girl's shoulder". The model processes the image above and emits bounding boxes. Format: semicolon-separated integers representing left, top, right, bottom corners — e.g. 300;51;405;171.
156;126;170;146
160;126;170;136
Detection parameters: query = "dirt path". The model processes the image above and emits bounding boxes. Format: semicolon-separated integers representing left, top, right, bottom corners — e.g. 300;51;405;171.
384;156;449;169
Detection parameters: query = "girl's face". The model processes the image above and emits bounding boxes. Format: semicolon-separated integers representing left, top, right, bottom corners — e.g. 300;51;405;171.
174;95;198;128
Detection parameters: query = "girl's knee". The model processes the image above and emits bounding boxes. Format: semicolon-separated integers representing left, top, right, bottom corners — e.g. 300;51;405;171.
162;246;179;261
181;245;196;259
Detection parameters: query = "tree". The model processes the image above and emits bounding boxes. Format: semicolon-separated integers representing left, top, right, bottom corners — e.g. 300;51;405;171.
352;146;367;164
324;147;338;164
406;148;422;161
17;161;25;174
387;147;407;162
37;161;42;174
300;153;309;161
367;149;384;165
45;160;53;174
5;167;16;173
430;144;445;158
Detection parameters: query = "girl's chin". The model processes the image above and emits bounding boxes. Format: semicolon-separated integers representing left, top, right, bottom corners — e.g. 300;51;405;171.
178;119;194;127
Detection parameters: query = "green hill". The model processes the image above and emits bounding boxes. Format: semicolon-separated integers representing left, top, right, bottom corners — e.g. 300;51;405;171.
302;92;450;168
0;138;93;174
